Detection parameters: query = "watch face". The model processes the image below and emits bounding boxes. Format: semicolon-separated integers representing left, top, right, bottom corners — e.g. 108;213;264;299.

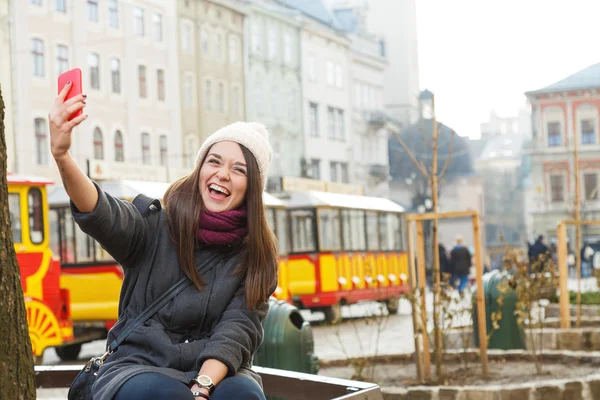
197;375;213;386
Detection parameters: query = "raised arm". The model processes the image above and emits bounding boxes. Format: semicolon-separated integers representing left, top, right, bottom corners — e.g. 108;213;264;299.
49;81;97;212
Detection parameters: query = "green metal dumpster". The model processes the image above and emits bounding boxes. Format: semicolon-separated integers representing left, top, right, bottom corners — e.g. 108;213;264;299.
254;298;319;374
473;270;525;349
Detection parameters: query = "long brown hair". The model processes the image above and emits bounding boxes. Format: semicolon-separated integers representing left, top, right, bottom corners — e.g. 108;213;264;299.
162;144;278;310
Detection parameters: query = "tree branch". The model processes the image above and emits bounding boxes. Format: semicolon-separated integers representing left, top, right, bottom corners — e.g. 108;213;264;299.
391;131;430;179
438;130;455;181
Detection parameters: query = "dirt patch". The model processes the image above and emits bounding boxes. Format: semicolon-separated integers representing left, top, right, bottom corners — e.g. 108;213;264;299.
319;359;598;387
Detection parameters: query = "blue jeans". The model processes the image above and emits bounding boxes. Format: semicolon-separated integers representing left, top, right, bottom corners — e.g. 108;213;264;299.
113;372;266;400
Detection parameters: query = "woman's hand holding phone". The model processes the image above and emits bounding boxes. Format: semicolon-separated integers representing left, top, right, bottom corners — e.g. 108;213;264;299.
48;81;88;161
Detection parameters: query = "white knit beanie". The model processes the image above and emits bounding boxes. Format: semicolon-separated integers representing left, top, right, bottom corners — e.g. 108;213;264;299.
196;122;272;189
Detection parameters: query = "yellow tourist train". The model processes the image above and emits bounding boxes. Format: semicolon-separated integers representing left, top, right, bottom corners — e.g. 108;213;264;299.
11;176;409;361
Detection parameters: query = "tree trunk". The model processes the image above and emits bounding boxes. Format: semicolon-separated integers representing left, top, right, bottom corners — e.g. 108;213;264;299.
0;85;36;399
431;116;443;379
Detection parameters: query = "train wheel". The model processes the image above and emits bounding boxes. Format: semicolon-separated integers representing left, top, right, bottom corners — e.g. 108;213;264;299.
55;343;83;361
323;303;342;324
26;299;63;362
385;297;400;315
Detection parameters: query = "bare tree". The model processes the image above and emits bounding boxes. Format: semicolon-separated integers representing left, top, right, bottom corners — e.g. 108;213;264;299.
0;85;35;399
391;107;455;379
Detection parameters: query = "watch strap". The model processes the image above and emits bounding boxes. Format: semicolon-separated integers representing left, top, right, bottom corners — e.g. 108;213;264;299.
191;391;210;400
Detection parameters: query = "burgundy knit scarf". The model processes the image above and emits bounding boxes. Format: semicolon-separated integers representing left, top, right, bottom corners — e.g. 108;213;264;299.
197;207;248;245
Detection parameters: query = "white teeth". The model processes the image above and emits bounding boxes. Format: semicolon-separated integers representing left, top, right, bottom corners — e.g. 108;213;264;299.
209;184;230;195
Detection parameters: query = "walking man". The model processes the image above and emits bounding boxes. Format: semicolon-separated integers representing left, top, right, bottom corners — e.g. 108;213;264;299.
450;236;471;296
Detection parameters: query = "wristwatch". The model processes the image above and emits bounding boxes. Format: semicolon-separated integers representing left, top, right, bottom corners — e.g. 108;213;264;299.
190;374;215;393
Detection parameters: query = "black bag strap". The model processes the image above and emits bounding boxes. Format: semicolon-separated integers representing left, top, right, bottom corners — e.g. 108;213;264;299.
107;252;221;354
132;194;162;216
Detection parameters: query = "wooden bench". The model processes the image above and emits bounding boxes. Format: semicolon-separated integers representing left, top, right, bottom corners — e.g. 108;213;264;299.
35;365;383;400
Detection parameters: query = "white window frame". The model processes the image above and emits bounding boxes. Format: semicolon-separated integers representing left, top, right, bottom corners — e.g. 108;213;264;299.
134;7;145;37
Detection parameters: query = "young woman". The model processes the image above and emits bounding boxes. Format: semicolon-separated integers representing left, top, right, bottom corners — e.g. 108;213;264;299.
49;82;278;400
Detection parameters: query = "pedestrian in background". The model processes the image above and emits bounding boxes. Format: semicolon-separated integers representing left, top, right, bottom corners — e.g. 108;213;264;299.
450;236;471;296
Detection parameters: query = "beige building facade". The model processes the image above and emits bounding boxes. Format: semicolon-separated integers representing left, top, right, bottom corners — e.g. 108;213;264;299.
9;0;183;183
177;0;246;169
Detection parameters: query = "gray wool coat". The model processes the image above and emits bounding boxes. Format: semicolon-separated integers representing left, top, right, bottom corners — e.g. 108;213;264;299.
71;184;272;400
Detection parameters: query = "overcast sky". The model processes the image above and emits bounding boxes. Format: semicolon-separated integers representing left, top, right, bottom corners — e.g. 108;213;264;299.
416;0;600;138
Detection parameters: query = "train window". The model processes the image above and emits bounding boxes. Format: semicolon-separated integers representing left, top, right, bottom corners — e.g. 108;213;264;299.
8;193;22;243
276;209;288;255
318;208;341;251
366;211;380;251
62;211;76;263
49;209;60;256
341;209;366;251
393;215;403;250
28;188;44;244
75;224;94;262
290;209;316;252
378;213;394;251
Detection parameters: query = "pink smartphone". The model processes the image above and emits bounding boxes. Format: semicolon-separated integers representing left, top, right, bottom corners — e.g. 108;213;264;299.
57;68;83;121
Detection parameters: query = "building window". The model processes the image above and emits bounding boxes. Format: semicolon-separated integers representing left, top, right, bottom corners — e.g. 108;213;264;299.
330;161;338;182
547;122;561;147
326;61;334;86
584;173;598;201
88;53;100;89
201;30;209;54
379;39;386;57
159;135;168;166
32;39;44;77
337;109;345;139
335;63;343;88
184;75;193;107
111;58;121;93
550;174;564;203
56;45;68;75
310;159;320;179
307;55;316;82
215;33;222;61
134;7;144;36
114;130;124;162
152;13;162;41
138;65;147;98
283;33;292;65
341;163;349;183
87;0;99;22
34;118;48;165
93;128;104;160
232;86;240;117
228;36;237;63
327;107;335;139
157;69;165;101
205;80;212;110
141;133;151;165
56;0;66;13
182;23;192;51
309;102;318;137
217;82;224;112
108;0;119;28
251;22;261;54
582;119;596;145
267;26;276;60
